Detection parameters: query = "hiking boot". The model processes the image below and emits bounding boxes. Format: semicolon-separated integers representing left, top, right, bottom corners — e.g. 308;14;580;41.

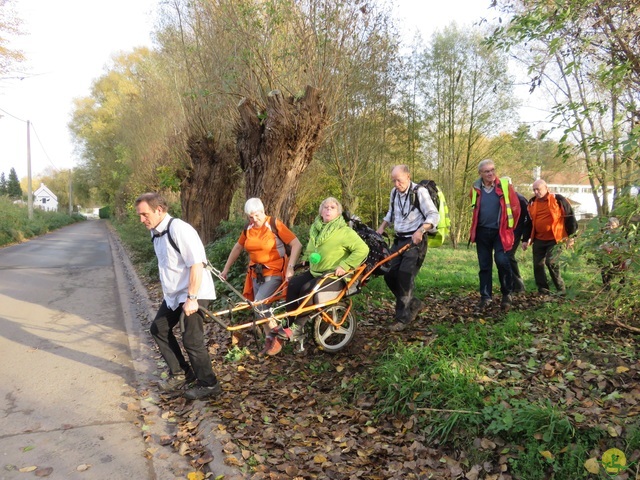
260;335;274;355
389;321;409;332
265;336;284;356
512;279;525;294
290;317;308;341
184;382;223;400
158;369;195;392
409;298;425;322
477;297;492;309
500;294;512;311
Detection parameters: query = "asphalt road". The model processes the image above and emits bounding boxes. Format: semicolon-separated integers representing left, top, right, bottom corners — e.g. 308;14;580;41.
0;220;192;479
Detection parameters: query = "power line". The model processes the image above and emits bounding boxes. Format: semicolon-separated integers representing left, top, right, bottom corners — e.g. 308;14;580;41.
29;122;60;172
0;106;27;123
0;108;62;172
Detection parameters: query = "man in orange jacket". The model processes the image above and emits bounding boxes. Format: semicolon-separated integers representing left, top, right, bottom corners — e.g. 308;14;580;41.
522;179;577;295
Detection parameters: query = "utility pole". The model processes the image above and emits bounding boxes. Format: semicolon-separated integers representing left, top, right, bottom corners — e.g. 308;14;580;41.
68;169;73;215
27;120;33;220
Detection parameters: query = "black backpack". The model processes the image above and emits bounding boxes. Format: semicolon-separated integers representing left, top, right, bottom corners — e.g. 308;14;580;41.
390;180;450;247
344;214;391;276
556;194;578;236
391;180;440;219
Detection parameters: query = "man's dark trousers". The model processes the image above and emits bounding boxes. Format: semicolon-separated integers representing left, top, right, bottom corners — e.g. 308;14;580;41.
508;236;525;292
384;236;427;323
532;239;565;293
150;300;217;386
475;226;513;300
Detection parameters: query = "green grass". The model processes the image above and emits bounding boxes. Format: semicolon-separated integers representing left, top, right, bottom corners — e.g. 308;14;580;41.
112;213;639;480
0;196;85;246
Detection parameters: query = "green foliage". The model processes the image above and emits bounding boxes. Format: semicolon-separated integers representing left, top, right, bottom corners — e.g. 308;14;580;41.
571;201;640;320
484;395;575;448
373;341;485;415
99;206;112;219
0;197;84;246
7;168;22;199
506;438;597;480
431;315;533;361
224;345;251;362
205;219;249;300
157;166;181;193
111;215;157;265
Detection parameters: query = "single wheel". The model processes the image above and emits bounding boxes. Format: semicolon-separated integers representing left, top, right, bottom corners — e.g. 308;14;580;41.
313;302;357;353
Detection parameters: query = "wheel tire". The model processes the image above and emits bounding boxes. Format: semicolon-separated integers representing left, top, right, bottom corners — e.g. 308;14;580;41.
313;303;357;354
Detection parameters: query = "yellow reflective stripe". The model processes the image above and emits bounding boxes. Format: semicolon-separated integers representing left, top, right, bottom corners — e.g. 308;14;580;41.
501;178;514;228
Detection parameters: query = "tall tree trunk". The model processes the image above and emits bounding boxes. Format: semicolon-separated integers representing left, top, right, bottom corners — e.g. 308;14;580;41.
180;134;239;244
236;85;328;225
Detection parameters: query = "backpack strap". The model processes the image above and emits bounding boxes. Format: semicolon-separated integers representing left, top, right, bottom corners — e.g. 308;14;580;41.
152;217;181;254
270;216;289;258
390;183;425;220
412;184;426;220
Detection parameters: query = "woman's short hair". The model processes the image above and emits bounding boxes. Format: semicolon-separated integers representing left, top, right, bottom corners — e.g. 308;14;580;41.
319;197;343;216
244;198;265;215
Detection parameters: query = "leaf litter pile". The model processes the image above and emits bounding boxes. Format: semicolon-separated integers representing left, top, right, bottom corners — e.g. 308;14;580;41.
138;288;639;479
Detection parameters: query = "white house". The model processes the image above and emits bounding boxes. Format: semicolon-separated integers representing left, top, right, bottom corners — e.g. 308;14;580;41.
517;182;614;220
547;184;614;220
33;183;58;212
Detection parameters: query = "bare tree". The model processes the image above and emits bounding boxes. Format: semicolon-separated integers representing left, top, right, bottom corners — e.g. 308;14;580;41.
419;25;518;246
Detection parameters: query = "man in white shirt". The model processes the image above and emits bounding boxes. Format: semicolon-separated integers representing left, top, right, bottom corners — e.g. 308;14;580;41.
377;165;439;331
135;193;221;400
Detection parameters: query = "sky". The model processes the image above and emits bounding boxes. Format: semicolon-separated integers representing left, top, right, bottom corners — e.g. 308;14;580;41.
0;0;540;181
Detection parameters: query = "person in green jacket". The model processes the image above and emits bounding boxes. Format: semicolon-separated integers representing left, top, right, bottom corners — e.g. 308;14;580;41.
265;197;369;355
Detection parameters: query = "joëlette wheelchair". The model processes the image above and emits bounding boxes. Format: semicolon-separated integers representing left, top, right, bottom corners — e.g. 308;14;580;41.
181;240;411;354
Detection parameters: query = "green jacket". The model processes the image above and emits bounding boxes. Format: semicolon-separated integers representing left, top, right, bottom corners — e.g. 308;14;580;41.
304;216;369;277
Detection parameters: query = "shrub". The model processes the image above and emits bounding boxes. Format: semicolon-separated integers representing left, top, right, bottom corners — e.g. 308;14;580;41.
0;197;83;247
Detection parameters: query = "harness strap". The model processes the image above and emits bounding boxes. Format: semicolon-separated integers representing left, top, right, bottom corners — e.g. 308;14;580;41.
152;217;181;254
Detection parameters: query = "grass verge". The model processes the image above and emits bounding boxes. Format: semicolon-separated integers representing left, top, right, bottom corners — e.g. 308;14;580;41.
0;196;85;246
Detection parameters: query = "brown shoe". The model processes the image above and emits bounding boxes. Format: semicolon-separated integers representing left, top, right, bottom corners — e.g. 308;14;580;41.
260;336;274;355
265;336;284;356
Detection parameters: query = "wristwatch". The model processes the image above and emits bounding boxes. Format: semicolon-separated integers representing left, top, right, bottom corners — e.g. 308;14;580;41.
422;225;429;234
187;294;198;300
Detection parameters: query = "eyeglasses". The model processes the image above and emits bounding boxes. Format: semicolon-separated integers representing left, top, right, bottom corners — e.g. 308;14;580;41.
481;168;496;174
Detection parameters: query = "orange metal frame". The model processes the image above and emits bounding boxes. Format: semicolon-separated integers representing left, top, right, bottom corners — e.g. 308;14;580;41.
199;242;411;332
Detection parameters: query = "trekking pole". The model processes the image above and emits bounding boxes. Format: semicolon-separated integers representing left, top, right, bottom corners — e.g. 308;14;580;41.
179;261;265;333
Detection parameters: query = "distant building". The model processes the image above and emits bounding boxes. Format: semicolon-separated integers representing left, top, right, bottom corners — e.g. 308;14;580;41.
546;184;614;220
518;182;614;220
33;183;58;212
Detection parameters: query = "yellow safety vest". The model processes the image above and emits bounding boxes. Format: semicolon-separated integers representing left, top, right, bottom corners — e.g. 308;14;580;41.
471;178;514;228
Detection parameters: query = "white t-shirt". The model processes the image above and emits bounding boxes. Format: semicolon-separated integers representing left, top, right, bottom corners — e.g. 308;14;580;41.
151;214;216;310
